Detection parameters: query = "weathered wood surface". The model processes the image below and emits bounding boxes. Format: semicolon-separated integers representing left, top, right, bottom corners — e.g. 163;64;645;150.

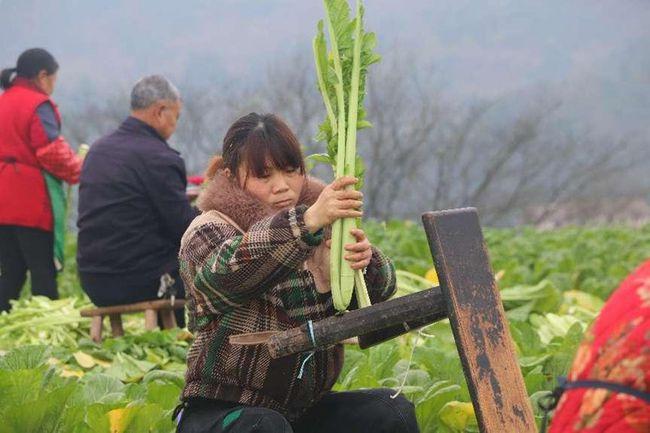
358;306;446;349
267;287;447;358
422;208;536;433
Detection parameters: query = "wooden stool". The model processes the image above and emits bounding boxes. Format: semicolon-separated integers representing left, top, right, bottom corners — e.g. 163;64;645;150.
80;299;187;343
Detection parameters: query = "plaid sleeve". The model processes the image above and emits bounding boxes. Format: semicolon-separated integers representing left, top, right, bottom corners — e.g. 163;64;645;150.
190;205;322;312
364;246;397;304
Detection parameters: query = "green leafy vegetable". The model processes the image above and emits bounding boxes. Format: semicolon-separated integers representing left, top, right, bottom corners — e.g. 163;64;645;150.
313;0;381;311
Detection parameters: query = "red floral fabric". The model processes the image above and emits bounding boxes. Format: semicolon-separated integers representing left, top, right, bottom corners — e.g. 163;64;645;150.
549;260;650;432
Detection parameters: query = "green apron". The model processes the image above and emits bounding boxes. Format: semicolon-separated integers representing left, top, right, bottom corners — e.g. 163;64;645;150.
43;172;66;271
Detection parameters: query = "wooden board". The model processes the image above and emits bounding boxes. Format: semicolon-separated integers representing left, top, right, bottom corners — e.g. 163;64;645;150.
357;308;446;349
267;287;447;358
80;299;186;317
422;208;536;433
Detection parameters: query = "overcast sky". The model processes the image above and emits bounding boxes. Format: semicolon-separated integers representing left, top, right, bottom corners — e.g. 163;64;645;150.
1;0;649;137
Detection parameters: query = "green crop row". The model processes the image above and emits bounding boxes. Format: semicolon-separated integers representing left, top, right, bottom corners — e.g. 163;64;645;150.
3;221;648;432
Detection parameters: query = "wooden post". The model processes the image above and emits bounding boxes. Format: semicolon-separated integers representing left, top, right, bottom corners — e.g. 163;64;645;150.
109;314;124;337
144;309;158;330
422;208;536;433
90;315;103;343
160;310;177;329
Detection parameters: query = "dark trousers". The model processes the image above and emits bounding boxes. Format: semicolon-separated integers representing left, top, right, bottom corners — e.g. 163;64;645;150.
177;389;420;433
80;268;186;327
0;225;58;312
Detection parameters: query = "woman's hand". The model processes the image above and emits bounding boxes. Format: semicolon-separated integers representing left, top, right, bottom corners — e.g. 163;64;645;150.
344;228;373;270
325;228;372;270
304;176;363;233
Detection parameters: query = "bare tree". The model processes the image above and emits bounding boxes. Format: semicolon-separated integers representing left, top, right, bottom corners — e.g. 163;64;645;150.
58;49;647;227
62;92;129;148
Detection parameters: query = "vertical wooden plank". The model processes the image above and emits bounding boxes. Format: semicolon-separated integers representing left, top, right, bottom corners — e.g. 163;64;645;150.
109;314;124;337
90;315;103;343
144;309;158;330
422;208;536;433
160;309;177;329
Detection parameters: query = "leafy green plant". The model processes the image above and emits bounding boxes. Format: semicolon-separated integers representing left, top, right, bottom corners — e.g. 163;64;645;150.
0;346;179;433
5;221;648;431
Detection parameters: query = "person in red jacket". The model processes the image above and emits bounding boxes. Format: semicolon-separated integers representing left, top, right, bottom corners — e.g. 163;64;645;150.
0;48;82;311
545;260;650;432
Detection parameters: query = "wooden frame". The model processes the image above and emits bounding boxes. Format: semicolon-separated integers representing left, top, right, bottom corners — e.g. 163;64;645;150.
264;208;536;432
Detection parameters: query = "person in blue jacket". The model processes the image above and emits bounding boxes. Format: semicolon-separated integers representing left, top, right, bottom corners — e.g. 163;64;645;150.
77;75;198;325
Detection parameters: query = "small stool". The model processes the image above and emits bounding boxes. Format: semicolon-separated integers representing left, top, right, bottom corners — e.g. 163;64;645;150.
80;299;187;342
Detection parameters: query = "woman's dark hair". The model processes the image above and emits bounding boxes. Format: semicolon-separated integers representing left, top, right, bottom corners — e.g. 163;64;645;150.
1;48;59;90
205;113;305;181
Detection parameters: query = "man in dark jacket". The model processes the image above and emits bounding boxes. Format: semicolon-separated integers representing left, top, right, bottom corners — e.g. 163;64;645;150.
77;75;198;325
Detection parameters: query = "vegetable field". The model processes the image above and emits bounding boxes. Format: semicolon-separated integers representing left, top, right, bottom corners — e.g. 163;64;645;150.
2;221;650;432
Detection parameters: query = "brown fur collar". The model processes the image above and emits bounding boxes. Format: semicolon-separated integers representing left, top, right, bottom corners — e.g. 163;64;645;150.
196;171;326;231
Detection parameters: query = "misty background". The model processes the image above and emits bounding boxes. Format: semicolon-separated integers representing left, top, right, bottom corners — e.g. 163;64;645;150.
2;0;649;226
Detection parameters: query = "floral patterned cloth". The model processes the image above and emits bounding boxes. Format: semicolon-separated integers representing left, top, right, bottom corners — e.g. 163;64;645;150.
549;260;650;432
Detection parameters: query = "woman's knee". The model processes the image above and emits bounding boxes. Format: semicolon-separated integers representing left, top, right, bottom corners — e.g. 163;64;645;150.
252;409;293;432
220;407;293;433
178;405;293;433
364;389;419;433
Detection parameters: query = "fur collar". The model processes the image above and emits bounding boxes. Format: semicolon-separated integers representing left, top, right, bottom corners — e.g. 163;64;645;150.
197;171;326;231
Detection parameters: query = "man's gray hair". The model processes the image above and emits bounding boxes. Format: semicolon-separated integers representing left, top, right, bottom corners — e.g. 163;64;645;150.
130;75;181;110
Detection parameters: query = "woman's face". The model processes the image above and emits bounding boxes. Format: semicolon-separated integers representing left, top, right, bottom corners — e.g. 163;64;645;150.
237;161;304;210
35;70;57;95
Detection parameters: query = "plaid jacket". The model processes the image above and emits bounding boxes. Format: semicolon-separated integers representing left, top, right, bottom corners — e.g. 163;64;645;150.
178;173;396;420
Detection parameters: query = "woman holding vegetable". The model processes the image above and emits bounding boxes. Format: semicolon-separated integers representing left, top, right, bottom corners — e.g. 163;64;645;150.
0;48;82;312
174;112;419;433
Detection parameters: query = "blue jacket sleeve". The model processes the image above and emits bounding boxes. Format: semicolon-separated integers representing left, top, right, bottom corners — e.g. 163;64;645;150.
35;102;60;141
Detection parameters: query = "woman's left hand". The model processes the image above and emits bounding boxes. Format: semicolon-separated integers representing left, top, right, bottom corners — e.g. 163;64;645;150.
324;229;372;270
343;228;373;270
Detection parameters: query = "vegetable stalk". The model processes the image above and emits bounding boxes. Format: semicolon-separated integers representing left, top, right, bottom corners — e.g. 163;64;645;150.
312;0;380;311
323;0;349;308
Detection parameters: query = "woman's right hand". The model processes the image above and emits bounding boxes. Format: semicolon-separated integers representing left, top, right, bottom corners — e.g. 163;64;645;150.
304;176;363;233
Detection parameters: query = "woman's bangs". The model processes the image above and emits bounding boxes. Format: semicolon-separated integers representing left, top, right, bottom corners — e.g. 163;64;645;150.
241;128;304;177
